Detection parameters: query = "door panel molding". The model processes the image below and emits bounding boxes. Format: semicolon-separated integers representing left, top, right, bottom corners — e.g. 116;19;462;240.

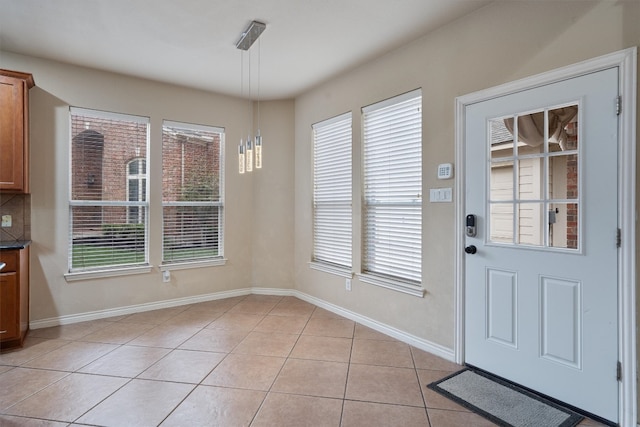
539;275;582;369
486;267;518;348
454;47;637;426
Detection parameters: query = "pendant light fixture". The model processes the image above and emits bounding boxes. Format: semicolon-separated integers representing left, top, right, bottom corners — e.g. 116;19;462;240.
236;20;266;174
254;37;263;169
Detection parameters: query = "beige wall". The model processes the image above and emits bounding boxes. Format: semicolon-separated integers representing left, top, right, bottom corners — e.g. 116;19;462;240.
251;100;295;289
294;0;640;349
0;0;638;357
0;0;637;420
0;52;296;321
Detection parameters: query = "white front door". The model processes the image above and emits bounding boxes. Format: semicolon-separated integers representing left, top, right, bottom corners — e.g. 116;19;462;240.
464;67;619;423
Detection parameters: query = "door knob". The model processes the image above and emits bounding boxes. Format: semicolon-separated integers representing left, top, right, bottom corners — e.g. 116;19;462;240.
465;245;477;254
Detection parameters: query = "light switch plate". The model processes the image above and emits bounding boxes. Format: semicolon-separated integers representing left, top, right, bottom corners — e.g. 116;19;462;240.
429;188;452;202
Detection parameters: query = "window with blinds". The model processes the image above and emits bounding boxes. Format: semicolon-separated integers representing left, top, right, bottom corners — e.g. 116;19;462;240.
69;107;150;272
312;112;352;271
162;121;224;263
362;89;422;288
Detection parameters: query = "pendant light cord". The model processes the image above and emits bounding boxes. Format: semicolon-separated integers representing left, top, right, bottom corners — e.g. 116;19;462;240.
248;46;251;131
257;38;261;131
240;50;244;102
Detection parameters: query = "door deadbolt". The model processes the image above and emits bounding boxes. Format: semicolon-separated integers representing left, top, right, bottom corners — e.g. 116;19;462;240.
466;214;477;237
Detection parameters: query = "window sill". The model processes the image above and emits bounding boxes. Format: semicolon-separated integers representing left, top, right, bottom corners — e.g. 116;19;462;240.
160;258;227;271
357;273;425;298
65;264;152;282
309;261;353;278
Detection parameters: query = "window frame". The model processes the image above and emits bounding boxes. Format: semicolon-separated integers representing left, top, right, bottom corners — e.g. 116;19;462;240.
310;112;353;278
160;120;226;270
360;89;424;297
65;107;151;281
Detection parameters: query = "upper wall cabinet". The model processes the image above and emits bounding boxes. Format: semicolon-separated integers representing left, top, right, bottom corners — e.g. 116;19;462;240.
0;69;35;194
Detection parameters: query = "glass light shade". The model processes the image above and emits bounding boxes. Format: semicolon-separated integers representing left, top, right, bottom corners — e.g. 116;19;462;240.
246;135;253;172
238;141;245;174
255;133;262;169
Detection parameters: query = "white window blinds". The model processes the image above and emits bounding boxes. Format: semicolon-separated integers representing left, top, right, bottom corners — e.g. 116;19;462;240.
362;90;422;284
312;113;353;270
69;107;150;272
162;121;224;263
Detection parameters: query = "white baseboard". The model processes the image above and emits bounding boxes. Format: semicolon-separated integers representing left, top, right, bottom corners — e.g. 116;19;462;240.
28;287;455;363
250;287;295;297
29;288;252;329
292;290;456;362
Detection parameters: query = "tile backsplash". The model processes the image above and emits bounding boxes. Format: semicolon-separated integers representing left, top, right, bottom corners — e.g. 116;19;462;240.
0;194;31;241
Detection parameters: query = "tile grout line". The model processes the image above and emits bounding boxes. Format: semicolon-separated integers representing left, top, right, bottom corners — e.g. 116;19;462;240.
156;294;254;427
0;295;473;426
410;345;433;426
68;303;202;425
338;321;356;427
247;297;314;426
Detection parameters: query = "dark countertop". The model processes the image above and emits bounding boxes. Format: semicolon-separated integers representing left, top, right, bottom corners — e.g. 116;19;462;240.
0;240;31;250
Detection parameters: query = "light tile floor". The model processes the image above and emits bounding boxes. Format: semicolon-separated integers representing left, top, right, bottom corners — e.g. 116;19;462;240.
0;295;607;426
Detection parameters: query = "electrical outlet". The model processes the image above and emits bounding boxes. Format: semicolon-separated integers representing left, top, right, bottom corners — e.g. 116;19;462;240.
1;215;11;227
346;278;352;291
162;270;171;283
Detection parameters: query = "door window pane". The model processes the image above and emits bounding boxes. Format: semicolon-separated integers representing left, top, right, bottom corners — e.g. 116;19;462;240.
549;203;579;249
490;118;514;161
487;104;579;250
490;203;514;243
517;157;544;201
549;154;578;200
517;202;544;246
490;160;513;201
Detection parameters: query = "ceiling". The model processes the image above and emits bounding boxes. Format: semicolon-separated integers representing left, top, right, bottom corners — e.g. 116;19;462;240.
0;0;491;100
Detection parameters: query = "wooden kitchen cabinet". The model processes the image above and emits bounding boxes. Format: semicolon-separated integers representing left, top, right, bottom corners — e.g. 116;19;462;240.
0;248;29;350
0;69;35;193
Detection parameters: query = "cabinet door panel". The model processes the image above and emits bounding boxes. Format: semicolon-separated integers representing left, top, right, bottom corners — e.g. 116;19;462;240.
0;273;19;340
0;77;25;191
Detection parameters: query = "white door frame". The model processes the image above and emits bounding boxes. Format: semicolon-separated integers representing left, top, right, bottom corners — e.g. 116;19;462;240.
454;47;637;426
